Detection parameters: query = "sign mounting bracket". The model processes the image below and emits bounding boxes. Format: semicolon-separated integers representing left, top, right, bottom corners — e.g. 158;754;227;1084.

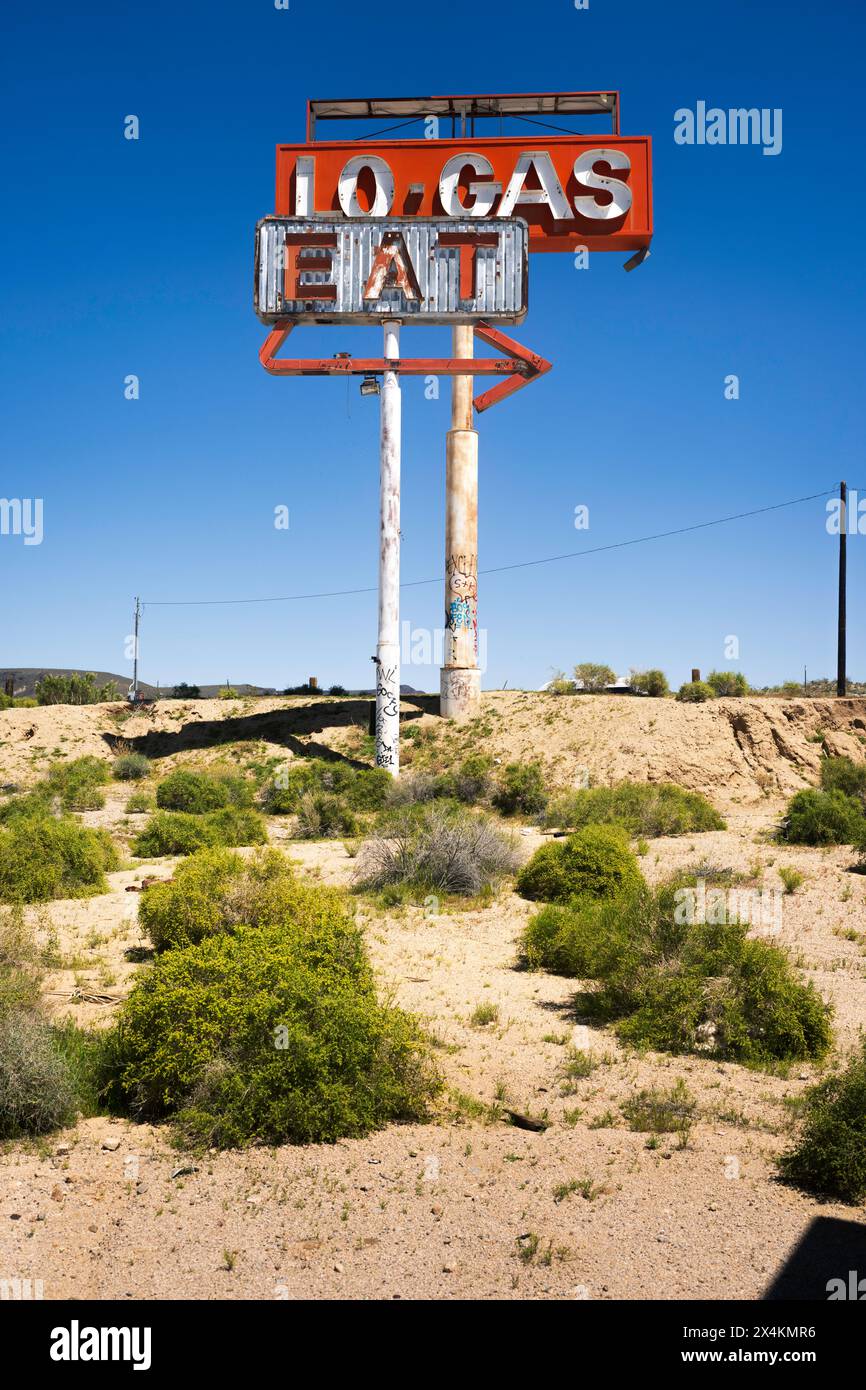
258;320;552;413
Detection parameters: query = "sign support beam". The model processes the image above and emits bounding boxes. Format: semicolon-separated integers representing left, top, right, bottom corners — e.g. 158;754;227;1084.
441;327;481;720
375;322;401;774
258;320;551;413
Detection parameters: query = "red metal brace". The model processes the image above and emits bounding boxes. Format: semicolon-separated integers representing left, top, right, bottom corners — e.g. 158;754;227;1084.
258;320;552;413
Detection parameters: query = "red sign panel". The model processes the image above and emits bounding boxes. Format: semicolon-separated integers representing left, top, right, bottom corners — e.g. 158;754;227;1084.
275;136;652;254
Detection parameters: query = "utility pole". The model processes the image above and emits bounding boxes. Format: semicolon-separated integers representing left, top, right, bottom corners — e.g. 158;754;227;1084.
837;480;847;697
132;596;141;703
375;322;401;775
440;325;481;719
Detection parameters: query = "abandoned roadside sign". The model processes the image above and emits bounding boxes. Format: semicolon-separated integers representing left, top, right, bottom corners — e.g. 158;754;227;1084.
255;217;529;325
275;137;652;254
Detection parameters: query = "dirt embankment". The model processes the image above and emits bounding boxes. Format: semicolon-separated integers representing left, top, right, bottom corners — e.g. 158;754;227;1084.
3;693;864;807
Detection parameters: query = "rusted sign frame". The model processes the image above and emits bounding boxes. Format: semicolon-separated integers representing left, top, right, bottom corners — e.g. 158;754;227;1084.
254;216;530;326
257;319;552;413
305;91;622;140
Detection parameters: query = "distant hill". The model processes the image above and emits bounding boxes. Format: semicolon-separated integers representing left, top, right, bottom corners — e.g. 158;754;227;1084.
0;669;278;700
0;669;424;700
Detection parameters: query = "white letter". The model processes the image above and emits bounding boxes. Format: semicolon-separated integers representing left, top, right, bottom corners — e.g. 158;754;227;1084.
573;149;633;220
673;109;695;146
338;156;394;217
438;153;500;217
132;1327;152;1371
499;151;571;221
23;498;43;546
50;1328;70;1362
763;108;783;157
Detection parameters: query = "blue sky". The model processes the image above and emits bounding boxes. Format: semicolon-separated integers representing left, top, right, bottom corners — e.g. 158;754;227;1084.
2;0;864;693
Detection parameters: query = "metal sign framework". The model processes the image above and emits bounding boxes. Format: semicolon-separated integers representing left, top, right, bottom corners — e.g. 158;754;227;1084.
255;216;530;326
257;91;653;774
258;319;552;414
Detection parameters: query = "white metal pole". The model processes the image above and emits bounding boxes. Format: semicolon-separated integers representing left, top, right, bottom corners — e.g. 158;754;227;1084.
375;321;401;775
440;325;481;719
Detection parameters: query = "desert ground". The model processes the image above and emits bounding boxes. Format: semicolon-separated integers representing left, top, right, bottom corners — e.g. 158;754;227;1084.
1;691;865;1300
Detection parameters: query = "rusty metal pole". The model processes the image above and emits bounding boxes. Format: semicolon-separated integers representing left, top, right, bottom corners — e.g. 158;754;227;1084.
440;325;481;719
375;321;401;774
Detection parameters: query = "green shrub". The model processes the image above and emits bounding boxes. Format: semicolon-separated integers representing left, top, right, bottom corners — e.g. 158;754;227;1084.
99;917;441;1147
611;924;832;1062
492;762;548;816
547;670;577;696
113;752;151;781
0;818;118;902
778;1042;866;1202
520;897;622;976
172;683;201;699
541;781;724;838
139;848;244;950
0;1010;77;1138
125;790;154;814
357;804;517;896
516;825;642;904
49;1018;107;1120
155;767;254;812
0;906;43;1016
295;792;358;839
820;756;866;804
706;670;749;697
573;663;616;693
132;807;267;857
0;756;114;819
778;866;804;894
138;847;349;953
782;788;866;846
262;759;390;815
434;754;495;805
520;879;832;1064
622;1080;696;1136
630;669;669;698
676;681;716;703
34;672;117;706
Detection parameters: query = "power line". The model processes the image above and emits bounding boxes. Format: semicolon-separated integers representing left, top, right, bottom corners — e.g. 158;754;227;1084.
512;113;595;137
142;484;842;610
351;116;425;141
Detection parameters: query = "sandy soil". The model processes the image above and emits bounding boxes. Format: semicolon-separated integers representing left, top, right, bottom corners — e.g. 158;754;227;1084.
1;695;865;1300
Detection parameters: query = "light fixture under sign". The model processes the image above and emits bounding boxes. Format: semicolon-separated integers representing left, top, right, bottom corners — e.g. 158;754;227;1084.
360;374;381;397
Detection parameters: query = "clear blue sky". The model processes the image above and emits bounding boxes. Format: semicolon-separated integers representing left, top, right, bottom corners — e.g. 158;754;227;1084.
2;0;864;692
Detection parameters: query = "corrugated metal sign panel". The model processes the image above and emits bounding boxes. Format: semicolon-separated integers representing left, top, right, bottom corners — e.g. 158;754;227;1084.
254;217;528;325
